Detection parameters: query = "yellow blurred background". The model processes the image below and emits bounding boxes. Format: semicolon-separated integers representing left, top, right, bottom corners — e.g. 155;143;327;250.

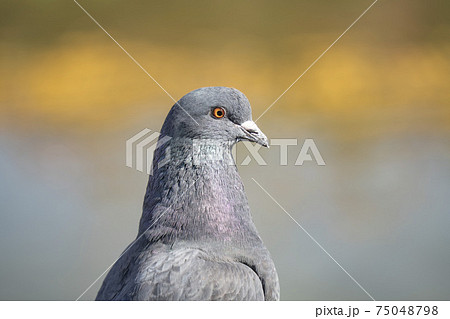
1;0;449;300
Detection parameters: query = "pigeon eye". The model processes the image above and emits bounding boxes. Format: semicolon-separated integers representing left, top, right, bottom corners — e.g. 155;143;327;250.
212;107;225;119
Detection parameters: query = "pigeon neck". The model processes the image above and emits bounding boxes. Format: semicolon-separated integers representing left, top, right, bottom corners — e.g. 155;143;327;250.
138;138;261;246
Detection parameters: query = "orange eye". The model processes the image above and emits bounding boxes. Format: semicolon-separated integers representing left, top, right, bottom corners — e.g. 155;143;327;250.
212;107;225;119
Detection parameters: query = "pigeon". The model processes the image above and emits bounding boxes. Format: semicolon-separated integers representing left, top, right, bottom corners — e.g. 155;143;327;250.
96;87;280;301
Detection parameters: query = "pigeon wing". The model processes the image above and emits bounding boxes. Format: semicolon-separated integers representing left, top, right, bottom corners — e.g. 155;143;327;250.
105;245;265;301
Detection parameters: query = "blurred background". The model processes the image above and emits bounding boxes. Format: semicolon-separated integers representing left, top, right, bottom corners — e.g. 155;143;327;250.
1;0;449;300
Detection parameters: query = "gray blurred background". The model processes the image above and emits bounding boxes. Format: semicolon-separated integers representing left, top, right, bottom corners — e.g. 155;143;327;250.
1;0;449;300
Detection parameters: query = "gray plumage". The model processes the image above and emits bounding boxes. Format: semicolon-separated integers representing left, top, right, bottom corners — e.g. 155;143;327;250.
96;87;280;301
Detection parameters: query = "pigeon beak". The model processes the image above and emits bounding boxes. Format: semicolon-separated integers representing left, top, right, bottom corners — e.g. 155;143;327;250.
239;120;269;148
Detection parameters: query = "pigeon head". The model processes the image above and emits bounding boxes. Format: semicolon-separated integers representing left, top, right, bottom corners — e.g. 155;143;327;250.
160;87;268;147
